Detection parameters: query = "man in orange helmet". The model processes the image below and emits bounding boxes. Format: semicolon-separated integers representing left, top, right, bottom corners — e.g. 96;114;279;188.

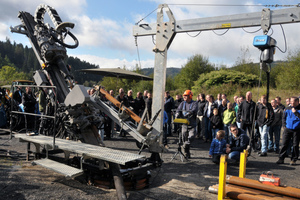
175;90;198;158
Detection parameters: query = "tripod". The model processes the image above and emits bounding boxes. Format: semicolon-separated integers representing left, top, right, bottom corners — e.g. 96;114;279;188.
170;142;188;162
170;125;189;162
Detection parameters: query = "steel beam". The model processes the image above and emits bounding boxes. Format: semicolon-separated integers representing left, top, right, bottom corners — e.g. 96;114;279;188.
133;6;300;36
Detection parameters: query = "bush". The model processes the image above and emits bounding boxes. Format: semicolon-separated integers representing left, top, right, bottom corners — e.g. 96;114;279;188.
192;69;258;91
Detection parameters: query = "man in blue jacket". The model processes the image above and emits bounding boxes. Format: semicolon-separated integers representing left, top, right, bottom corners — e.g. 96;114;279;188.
276;97;300;165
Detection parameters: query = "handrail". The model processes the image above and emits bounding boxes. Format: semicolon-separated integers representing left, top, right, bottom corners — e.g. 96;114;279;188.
9;84;57;149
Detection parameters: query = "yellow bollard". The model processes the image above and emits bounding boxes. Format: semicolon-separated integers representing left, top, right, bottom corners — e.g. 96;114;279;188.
218;154;228;200
239;149;248;178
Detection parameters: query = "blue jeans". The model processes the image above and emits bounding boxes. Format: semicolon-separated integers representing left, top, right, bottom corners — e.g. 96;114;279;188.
224;124;231;143
212;128;219;140
259;125;270;153
204;117;211;140
166;112;172;136
229;151;240;161
268;125;281;151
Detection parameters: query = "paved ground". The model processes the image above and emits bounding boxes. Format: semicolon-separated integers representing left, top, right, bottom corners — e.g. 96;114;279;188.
0;130;299;200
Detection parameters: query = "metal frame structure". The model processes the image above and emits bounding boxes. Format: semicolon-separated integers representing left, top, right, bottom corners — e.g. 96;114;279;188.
133;4;300;135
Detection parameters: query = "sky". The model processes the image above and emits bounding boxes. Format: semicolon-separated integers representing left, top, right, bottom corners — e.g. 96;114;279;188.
1;0;300;70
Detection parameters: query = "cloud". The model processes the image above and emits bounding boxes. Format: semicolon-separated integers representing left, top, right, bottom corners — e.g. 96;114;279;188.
70;53;187;69
0;23;9;41
2;0;300;70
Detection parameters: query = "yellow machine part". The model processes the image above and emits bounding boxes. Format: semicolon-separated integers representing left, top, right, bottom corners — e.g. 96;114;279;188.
173;118;190;125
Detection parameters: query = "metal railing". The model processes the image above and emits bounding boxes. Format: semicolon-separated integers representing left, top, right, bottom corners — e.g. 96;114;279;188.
10;84;57;149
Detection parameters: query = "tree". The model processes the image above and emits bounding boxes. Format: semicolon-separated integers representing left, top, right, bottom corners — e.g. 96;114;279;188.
276;50;300;90
174;54;214;89
0;65;29;85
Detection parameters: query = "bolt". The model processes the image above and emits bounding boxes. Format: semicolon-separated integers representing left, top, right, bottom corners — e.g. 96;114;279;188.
290;13;294;17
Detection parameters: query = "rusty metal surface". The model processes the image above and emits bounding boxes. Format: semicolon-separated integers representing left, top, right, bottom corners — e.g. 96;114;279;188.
227;176;300;199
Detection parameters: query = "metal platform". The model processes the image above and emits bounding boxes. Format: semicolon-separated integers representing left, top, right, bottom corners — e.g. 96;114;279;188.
14;134;145;165
33;159;83;178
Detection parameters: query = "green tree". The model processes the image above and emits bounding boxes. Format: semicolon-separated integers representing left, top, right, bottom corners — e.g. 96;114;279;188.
0;65;29;85
276;51;300;90
174;54;214;89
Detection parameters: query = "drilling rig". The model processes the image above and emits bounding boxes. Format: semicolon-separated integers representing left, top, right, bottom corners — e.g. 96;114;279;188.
10;4;165;200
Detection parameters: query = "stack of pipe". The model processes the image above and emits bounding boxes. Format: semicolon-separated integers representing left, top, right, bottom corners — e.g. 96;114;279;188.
209;176;300;200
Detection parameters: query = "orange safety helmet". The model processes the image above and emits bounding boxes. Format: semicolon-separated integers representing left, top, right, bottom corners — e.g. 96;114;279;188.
183;90;193;99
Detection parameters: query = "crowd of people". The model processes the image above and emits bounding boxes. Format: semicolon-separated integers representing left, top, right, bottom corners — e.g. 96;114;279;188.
153;90;299;165
90;87;299;165
195;92;299;165
2;84;299;166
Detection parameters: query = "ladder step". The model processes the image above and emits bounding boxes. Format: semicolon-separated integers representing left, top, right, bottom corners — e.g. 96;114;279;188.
33;159;83;178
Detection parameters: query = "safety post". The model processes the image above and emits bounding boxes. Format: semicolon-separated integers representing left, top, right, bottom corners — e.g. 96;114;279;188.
218;154;228;200
239;149;248;178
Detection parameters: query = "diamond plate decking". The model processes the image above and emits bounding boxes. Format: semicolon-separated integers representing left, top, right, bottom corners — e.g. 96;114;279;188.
33;159;83;178
14;134;145;165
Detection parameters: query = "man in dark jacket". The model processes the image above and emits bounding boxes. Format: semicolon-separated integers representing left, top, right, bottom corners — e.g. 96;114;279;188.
134;91;145;117
13;87;23;105
256;95;274;156
276;97;300;165
237;91;256;147
145;92;152;120
164;91;175;136
203;94;217;142
126;90;135;110
226;124;249;162
269;99;283;153
115;88;129;137
196;93;206;139
22;87;36;129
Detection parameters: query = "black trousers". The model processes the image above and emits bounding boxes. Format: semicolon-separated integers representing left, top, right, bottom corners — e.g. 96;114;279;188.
212;154;222;164
279;128;300;162
241;122;257;148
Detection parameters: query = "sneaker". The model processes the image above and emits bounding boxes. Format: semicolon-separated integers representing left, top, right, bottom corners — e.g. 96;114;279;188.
275;149;280;154
267;149;274;153
258;152;267;157
276;159;284;164
290;160;296;166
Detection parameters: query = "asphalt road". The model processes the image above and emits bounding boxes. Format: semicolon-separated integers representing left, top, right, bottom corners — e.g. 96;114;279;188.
0;130;299;200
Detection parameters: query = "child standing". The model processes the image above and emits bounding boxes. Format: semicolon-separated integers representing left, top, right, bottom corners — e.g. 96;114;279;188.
209;130;227;164
210;108;223;140
222;102;236;143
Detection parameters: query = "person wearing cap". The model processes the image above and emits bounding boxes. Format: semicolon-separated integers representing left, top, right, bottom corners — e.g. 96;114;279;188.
175;90;198;158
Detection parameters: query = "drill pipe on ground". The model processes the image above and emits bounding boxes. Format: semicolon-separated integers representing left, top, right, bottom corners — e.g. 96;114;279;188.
209;184;298;200
226;176;300;199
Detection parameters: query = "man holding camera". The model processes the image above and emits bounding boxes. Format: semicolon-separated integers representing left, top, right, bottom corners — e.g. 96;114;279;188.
276;96;300;165
175;90;198;158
